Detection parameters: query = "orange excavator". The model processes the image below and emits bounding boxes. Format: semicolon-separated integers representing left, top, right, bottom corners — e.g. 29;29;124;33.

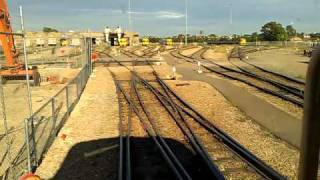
0;0;40;85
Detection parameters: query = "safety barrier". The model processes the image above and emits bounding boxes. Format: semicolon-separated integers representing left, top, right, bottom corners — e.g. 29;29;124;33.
1;37;93;180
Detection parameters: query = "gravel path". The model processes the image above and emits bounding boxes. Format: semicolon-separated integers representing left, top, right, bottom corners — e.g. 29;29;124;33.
36;67;119;179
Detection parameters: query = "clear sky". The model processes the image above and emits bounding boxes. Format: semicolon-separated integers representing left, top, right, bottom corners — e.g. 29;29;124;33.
8;0;320;36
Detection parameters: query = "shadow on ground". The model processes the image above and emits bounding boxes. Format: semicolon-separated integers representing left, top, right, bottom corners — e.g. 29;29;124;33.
52;137;209;180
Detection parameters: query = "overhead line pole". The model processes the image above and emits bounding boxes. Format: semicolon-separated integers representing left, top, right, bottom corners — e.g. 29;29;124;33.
20;6;33;117
128;0;132;46
229;3;233;36
185;0;188;46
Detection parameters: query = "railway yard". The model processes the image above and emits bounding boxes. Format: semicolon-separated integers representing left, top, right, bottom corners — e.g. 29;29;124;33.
1;0;319;179
23;43;310;180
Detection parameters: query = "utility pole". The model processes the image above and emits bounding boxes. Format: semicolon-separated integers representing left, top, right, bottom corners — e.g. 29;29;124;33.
229;3;233;36
128;0;132;46
229;3;233;25
20;6;33;117
185;0;188;46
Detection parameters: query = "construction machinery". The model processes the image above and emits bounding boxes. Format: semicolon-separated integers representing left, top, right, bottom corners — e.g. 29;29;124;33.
142;37;150;46
0;0;40;85
166;38;173;46
119;38;129;47
239;38;247;46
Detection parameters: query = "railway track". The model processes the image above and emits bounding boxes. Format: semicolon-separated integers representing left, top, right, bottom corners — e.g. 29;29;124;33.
113;67;216;180
102;51;286;179
229;47;305;94
121;45;166;59
173;46;304;107
235;46;306;85
116;73;180;180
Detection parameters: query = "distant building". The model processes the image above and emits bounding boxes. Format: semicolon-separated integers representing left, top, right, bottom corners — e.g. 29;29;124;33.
303;34;311;40
123;31;139;45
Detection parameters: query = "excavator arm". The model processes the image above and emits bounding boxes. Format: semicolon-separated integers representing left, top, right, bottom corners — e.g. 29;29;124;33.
0;0;15;66
0;0;40;86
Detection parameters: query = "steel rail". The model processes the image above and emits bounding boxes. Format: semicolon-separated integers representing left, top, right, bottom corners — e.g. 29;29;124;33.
143;47;165;58
155;76;286;180
131;77;192;180
147;59;285;179
105;49;285;179
117;85;126;180
202;65;303;107
227;53;304;98
141;60;284;179
232;47;305;92
138;76;225;179
181;46;303;99
114;78;185;180
107;55;225;179
172;47;304;107
237;47;306;85
126;77;134;180
189;46;301;99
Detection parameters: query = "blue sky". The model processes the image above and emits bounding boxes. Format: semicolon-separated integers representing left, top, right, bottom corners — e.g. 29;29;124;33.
8;0;320;36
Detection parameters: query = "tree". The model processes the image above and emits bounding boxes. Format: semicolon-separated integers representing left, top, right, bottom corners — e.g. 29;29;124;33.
310;33;320;40
260;21;287;41
251;32;259;41
208;34;217;38
231;34;240;41
177;34;185;42
43;27;59;33
148;36;161;43
286;25;297;38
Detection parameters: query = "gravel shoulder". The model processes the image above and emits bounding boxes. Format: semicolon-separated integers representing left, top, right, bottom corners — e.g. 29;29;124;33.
36;67;119;179
165;80;299;178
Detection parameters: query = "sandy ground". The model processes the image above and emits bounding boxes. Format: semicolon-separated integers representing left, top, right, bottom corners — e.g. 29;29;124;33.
180;47;203;56
1;68;80;130
247;48;309;80
202;46;236;67
0;68;79;176
36;67;119;179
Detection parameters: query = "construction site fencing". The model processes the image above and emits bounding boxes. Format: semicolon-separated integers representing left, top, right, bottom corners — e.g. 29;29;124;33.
2;63;91;180
0;37;93;180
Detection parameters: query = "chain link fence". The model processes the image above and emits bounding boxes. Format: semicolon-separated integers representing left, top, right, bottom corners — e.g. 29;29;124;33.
0;37;93;180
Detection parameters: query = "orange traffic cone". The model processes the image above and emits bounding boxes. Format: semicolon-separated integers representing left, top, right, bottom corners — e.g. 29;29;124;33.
19;173;41;180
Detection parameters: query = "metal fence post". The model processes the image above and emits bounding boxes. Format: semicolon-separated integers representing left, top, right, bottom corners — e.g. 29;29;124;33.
80;70;83;91
51;98;56;129
66;86;69;111
30;117;38;168
24;119;31;172
76;77;79;97
89;39;93;74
